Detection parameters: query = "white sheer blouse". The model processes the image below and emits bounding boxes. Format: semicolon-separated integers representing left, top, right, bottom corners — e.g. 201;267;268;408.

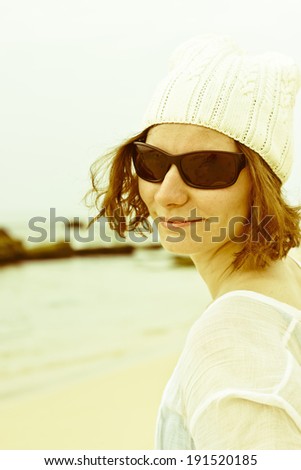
155;289;301;449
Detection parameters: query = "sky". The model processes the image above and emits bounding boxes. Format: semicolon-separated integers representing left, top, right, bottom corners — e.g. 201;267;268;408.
1;0;301;224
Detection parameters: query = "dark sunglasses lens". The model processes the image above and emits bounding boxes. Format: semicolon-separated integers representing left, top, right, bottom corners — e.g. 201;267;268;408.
133;147;169;182
181;153;239;188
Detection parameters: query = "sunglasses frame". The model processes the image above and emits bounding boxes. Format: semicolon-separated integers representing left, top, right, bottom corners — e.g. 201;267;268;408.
132;141;246;190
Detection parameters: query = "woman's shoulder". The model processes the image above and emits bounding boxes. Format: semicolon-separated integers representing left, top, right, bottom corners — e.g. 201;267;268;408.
196;289;301;331
173;290;301;401
182;289;301;371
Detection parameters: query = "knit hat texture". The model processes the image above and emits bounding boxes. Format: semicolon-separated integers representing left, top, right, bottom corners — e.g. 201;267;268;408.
142;35;301;182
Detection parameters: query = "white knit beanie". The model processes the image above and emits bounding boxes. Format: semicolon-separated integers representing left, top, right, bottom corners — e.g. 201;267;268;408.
142;35;301;183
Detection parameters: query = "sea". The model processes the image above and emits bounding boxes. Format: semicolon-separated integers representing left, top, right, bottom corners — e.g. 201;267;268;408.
0;218;211;402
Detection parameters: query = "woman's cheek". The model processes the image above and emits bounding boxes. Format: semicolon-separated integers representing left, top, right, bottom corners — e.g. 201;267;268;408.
138;178;155;210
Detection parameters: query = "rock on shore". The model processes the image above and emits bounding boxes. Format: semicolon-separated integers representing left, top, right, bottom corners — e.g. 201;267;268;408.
0;228;25;264
0;226;135;266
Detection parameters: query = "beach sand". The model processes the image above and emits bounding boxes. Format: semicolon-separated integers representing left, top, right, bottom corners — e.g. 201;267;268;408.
0;354;178;450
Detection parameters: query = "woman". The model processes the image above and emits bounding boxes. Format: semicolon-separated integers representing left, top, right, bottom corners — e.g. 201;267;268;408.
88;35;301;449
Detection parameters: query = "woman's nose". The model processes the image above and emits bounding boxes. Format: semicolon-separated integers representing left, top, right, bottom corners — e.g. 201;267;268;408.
154;164;189;207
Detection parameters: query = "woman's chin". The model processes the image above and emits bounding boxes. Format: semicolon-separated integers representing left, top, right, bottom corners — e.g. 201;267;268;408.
159;237;202;256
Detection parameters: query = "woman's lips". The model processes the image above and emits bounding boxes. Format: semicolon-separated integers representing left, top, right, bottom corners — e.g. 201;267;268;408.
159;217;205;228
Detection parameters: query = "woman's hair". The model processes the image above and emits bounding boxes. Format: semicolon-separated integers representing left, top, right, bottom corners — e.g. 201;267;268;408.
85;127;301;270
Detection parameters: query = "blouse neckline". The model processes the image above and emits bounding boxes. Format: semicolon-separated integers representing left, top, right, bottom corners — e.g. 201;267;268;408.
213;289;301;315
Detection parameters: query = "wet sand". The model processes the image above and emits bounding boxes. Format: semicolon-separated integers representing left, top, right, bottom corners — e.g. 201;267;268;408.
0;354;178;450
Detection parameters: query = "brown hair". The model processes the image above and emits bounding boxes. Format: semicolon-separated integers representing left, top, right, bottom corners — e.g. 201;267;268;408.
234;142;301;269
85;128;301;270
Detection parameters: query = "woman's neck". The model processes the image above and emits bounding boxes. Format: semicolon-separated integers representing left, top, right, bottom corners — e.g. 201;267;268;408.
191;246;301;310
190;243;290;298
190;241;240;298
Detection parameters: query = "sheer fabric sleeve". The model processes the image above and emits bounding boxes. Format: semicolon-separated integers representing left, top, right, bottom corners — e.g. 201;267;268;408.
178;295;301;449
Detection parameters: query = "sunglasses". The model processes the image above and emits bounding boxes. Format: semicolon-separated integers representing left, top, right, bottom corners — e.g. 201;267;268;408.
132;142;246;189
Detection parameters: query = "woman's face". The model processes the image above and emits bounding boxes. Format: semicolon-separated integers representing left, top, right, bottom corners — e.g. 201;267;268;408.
138;123;252;255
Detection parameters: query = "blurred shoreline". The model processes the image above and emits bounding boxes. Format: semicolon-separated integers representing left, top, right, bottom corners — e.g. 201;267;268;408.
0;243;206;404
0;219;195;267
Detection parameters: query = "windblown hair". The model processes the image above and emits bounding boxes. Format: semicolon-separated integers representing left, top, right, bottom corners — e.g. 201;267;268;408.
85;127;301;270
234;142;301;269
